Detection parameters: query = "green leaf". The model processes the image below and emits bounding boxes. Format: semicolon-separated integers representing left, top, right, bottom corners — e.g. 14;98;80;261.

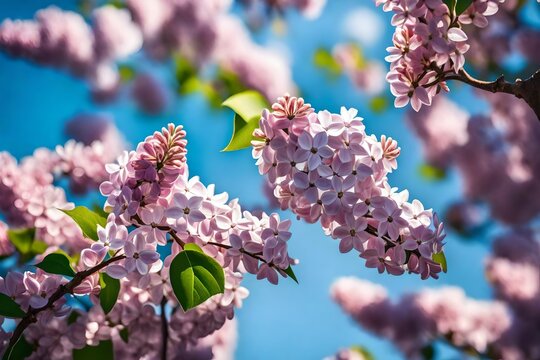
36;253;76;277
119;327;129;343
61;206;107;241
174;55;197;91
118;64;136;83
2;336;34;360
419;164;446;181
455;0;473;15
313;48;342;77
7;228;48;263
0;293;25;318
99;273;120;315
222;90;269;124
432;252;448;273
68;311;81;325
443;0;473;15
8;228;35;254
420;344;436;360
350;345;375;360
283;266;299;284
170;247;225;311
73;340;114;360
369;96;389;113
222;113;261;152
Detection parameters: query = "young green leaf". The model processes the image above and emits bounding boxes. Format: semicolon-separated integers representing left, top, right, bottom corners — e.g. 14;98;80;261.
99;273;120;315
169;248;225;311
313;48;342;77
283;266;299;284
35;253;76;277
222;114;261;152
7;228;36;254
2;336;34;360
350;345;375;360
419;164;447;181
73;340;114;360
61;206;107;241
432;252;448;273
0;293;25;318
222;90;269;123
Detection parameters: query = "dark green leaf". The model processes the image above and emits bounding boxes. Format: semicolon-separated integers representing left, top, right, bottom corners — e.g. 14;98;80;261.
443;0;473;15
222;90;269;124
2;336;34;360
36;253;76;277
419;164;446;181
222;113;260;152
99;273;120;315
0;293;25;318
61;206;107;241
283;266;299;284
455;0;473;15
119;328;129;343
432;252;448;273
421;344;436;360
68;311;81;325
170;247;225;311
73;340;114;360
92;204;110;219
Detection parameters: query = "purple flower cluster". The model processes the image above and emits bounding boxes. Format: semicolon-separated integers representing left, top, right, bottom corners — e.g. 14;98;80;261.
0;123;298;358
331;227;540;360
378;0;503;111
0;6;142;98
0;1;296;103
408;93;540;224
0;121;124;251
331;277;511;358
252;95;446;279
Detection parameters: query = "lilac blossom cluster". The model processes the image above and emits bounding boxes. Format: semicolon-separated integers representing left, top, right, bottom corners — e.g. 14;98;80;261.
0;123;297;358
252;95;446;279
0;118;124;251
98;123;296;284
240;0;327;19
331;277;511;358
0;5;142;99
331;227;540;359
0;1;296;103
408;93;540;224
378;0;504;111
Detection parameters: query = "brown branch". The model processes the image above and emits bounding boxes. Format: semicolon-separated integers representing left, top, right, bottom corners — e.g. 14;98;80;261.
444;69;540;121
4;255;126;359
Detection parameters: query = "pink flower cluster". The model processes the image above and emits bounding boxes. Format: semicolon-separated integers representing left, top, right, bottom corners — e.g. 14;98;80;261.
379;0;503;111
240;0;327;20
331;277;511;358
0;119;124;251
99;123;296;284
408;93;540;224
0;123;298;358
0;1;296;103
0;6;142;98
252;95;446;279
